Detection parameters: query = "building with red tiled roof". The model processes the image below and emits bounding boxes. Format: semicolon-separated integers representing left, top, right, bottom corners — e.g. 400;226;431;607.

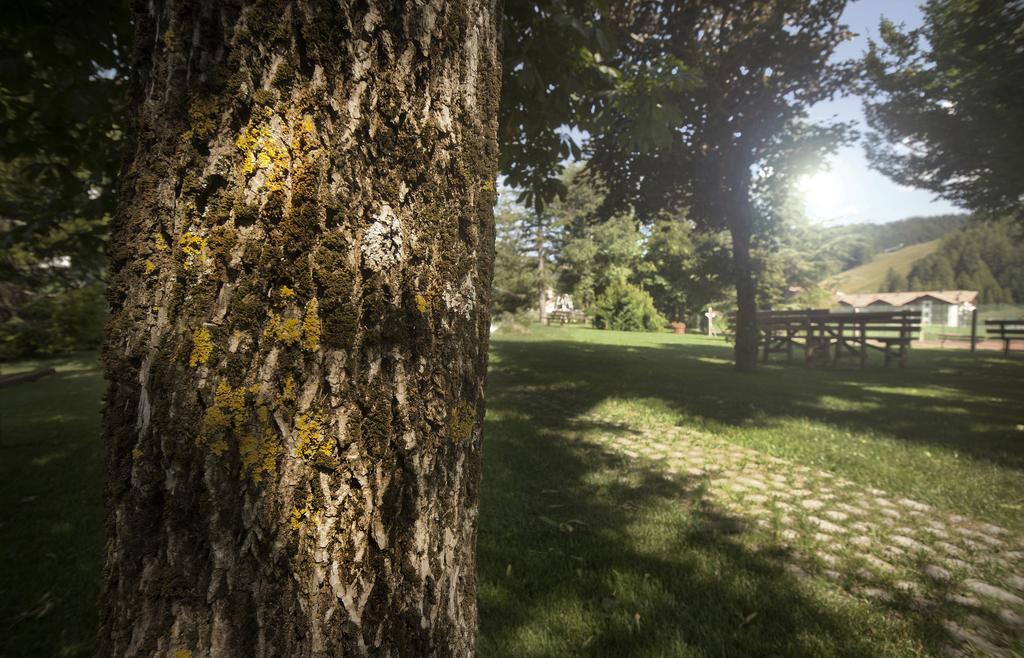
834;290;978;327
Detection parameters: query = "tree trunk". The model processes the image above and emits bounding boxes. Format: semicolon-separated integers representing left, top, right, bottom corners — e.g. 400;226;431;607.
727;196;758;372
100;1;500;656
536;222;546;323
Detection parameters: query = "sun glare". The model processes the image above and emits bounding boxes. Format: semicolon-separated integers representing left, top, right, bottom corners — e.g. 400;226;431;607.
798;170;847;222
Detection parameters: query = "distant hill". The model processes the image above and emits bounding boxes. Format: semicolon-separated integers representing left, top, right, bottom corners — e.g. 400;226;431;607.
825;217;1024;303
818;214;967;274
828;214;967;252
825;239;942;293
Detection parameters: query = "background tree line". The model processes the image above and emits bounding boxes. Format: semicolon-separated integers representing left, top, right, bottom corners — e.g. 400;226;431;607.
2;0;1021;365
495;166;1024;329
825;214;965;272
493;165;837;331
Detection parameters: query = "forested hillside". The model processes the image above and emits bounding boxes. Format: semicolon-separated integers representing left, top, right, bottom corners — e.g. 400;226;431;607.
901;220;1024;303
826;218;1024;304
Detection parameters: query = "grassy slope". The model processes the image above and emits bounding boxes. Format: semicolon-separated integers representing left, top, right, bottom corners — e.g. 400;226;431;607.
2;332;1023;656
827;239;941;293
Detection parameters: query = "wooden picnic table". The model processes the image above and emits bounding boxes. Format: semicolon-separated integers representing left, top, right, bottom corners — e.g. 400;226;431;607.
754;309;829;362
754;309;921;368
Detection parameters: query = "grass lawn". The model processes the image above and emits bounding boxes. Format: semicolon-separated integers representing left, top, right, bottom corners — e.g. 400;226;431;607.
477;326;1024;656
0;354;106;657
2;329;1022;656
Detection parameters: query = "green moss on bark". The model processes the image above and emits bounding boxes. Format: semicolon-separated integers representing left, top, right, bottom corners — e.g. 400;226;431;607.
314;233;359;350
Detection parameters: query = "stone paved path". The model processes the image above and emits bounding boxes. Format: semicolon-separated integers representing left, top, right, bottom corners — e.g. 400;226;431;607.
584;411;1024;656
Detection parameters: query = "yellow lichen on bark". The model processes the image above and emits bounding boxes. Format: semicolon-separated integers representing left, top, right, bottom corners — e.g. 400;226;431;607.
189;327;213;367
179;231;207;270
276;375;296;408
448;401;476;443
290;502;310;531
293;410;339;469
198;381;245;442
415;293;429;313
263;313;301;345
292;114;318;152
197;381;280;483
238;404;280;484
290;494;319;532
301;299;321;351
153;232;168;252
295;412;328;459
236;108;289;189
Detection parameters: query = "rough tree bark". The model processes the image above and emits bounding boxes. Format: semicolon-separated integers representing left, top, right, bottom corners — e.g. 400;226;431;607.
100;1;500;655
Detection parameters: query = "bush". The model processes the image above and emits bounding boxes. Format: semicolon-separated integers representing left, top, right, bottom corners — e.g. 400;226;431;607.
492;309;534;335
0;283;107;359
592;281;667;332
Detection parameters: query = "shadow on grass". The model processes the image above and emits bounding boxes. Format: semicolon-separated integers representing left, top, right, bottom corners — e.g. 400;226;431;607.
476;334;1024;655
0;362;106;657
490;336;1024;471
477;416;913;656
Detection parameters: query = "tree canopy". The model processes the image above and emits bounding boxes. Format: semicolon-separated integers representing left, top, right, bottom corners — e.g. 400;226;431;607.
498;0;615;211
861;0;1024;220
586;0;856;369
0;0;129;356
0;0;129;285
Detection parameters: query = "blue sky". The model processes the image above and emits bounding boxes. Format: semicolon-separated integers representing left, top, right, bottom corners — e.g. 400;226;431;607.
801;0;960;225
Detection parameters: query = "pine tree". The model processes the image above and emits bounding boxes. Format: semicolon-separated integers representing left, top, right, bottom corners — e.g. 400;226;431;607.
883;267;907;292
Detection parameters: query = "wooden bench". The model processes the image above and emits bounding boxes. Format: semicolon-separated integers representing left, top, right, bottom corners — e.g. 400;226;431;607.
985;319;1024;355
545;309;587;325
